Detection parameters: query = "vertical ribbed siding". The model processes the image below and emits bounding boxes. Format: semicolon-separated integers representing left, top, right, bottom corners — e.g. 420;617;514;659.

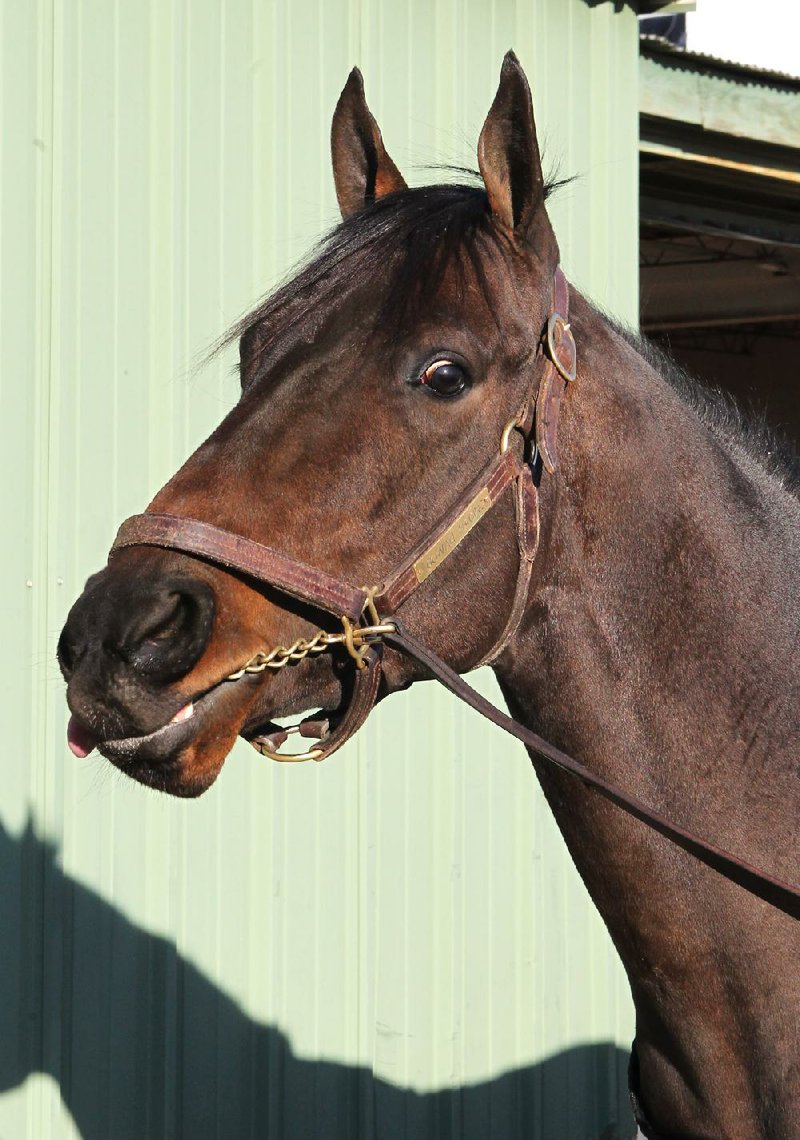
1;2;638;1137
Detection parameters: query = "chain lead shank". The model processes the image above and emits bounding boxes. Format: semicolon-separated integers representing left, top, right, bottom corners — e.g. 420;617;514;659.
226;617;395;681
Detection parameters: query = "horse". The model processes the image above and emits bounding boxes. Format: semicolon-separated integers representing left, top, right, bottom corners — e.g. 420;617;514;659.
58;53;800;1138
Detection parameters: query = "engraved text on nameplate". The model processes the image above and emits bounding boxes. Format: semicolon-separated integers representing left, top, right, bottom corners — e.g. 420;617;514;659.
413;488;492;584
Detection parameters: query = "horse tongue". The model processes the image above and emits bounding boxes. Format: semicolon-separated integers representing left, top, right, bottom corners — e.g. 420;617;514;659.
67;715;98;758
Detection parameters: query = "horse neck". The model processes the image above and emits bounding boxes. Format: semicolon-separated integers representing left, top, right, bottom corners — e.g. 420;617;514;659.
492;294;800;1137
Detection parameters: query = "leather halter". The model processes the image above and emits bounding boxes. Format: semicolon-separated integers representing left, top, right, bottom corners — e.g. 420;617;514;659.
112;265;574;757
109;267;800;918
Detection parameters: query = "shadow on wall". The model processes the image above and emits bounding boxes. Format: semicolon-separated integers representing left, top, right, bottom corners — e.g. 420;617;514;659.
0;818;636;1140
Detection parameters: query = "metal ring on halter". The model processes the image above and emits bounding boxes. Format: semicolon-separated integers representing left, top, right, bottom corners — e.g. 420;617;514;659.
259;746;324;762
253;726;325;763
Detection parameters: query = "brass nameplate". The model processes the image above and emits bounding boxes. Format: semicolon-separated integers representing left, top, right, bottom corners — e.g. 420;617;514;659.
413;487;492;584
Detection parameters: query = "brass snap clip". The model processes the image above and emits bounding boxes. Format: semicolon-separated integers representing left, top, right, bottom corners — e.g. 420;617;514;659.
341;588;396;670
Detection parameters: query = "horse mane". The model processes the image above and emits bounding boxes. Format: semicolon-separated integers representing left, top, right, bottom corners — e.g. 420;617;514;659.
220;176;566;371
612;322;800;498
222;184;493;363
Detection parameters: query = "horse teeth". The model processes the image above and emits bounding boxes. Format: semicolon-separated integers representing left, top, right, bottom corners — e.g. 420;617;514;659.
170;702;194;724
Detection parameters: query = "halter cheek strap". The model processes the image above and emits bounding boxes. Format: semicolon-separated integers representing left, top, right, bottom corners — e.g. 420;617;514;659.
472;266;574;667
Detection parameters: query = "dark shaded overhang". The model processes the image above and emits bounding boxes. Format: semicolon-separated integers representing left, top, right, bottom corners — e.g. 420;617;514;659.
585;1;688;12
639;40;800;331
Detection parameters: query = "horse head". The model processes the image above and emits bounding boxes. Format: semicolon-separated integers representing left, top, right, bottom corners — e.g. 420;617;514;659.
59;54;565;797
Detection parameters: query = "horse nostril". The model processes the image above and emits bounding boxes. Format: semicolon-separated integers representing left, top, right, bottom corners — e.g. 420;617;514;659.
129;591;185;646
122;580;215;682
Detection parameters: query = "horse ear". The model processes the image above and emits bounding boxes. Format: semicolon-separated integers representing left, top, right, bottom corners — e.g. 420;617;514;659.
478;52;545;240
331;68;407;218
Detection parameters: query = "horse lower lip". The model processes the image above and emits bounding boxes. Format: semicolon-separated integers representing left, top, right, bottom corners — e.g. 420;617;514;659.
100;711;198;762
98;672;261;765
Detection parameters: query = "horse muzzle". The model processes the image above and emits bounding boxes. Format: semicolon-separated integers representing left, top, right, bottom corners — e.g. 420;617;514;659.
58;563;224;778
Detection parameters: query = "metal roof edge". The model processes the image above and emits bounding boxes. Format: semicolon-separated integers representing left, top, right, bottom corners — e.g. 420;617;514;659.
640;38;800;92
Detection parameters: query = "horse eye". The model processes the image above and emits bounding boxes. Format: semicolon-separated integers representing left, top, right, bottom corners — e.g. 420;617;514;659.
419;359;469;398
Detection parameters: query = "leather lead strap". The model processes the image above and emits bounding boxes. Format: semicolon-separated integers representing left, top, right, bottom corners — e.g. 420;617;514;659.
385;623;800;918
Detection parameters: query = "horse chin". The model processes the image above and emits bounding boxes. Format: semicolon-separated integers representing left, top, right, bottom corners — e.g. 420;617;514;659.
98;671;265;798
96;655;347;795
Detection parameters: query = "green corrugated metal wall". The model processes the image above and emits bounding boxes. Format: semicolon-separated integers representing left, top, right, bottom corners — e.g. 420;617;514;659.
1;1;639;1137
